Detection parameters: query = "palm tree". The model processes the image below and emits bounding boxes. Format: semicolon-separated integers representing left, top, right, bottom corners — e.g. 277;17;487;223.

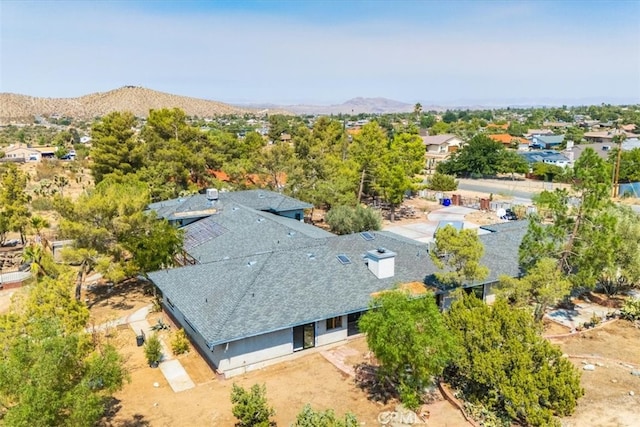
22;243;49;278
30;215;50;239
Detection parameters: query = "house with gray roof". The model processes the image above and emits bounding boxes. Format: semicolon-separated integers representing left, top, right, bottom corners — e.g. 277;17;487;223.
147;191;528;377
530;134;564;149
519;150;571;168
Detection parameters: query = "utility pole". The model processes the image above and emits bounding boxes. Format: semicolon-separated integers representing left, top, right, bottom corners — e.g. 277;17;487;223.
612;133;625;198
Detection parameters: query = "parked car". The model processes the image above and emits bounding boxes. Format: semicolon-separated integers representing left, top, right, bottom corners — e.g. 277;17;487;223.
1;239;20;247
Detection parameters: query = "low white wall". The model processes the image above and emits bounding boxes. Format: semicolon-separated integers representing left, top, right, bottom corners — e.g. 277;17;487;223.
315;316;348;347
212;329;293;375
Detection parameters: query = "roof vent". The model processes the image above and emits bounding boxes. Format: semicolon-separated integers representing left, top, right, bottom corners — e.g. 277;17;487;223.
288;231;296;237
247;260;257;267
206;188;219;200
256;217;265;223
258;193;265;199
307;253;316;260
377;247;386;254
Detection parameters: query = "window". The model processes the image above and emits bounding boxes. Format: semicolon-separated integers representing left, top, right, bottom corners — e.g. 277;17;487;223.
326;316;342;330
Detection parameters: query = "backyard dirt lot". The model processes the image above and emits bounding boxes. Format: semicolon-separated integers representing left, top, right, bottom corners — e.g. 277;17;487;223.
554;320;640;427
84;281;640;427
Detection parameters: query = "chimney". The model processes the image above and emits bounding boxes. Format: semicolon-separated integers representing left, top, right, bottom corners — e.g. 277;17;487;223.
366;247;396;279
206;188;219;200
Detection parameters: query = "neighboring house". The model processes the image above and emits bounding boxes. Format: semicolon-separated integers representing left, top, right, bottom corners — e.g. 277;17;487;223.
525;129;554;138
519;151;571;168
3;144;40;161
33;146;56;159
147;190;527;378
420;134;464;172
488;134;528;147
583;130;638;143
529;135;564;150
565;139;640;162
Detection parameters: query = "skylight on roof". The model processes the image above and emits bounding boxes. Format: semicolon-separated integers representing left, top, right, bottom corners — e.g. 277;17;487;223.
361;231;375;241
337;254;351;265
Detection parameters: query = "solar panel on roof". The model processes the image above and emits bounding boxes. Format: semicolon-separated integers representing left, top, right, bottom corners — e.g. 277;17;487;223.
361;232;375;241
183;219;228;250
337;254;351;265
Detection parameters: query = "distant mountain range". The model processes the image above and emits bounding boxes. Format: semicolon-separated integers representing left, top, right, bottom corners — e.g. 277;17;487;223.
0;86;253;122
240;97;420;115
0;87;427;122
3;87;634;123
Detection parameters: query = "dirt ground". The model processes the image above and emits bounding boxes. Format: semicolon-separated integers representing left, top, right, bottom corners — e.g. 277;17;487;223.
554;321;640;427
102;306;469;427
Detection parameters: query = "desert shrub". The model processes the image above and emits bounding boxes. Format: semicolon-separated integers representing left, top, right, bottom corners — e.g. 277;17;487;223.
426;172;458;191
230;383;275;427
446;296;584;426
30;196;54;211
143;334;163;366
325;205;381;235
171;328;190;355
35;160;61;180
292;404;358;427
620;298;640;321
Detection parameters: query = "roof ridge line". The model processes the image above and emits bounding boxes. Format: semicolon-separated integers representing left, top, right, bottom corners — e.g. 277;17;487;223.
209;252;274;341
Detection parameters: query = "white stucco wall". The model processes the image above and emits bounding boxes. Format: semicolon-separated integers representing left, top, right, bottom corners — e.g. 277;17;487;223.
212;329;293;376
315;316;348;347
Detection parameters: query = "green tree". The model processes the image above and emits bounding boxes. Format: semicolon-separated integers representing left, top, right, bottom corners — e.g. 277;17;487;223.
507;121;527;137
498;257;572;321
446;296;583;426
292;404;359;427
429;121;450;135
359;290;459;409
230;383;275;427
29;215;50;239
364;131;423;221
56;178;183;281
436;134;505;178
563;126;584;145
144;334;163;366
571;205;640;296
267;114;291;143
420;113;436;129
521;148;612;280
325;205;381;235
426;172;458;191
442;110;458;124
618;148;640;183
0;163;31;243
497;150;529;179
430;225;489;287
531;162;564;182
0;273;127;426
90;111;141;184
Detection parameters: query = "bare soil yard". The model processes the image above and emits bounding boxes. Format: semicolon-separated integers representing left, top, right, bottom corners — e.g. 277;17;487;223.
101;301;469;427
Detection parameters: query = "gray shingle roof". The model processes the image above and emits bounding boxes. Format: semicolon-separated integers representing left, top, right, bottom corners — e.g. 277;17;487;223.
183;203;331;263
147;189;313;222
149;221;528;347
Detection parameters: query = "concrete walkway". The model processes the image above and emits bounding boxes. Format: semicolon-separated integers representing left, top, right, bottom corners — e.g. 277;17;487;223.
89;305;195;393
384;205;487;243
320;345;360;377
127;305;195;392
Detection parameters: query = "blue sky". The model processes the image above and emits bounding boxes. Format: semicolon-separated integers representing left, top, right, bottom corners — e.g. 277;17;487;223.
1;0;639;106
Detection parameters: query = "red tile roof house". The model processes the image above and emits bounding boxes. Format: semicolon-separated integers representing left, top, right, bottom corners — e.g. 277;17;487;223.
146;189;528;378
